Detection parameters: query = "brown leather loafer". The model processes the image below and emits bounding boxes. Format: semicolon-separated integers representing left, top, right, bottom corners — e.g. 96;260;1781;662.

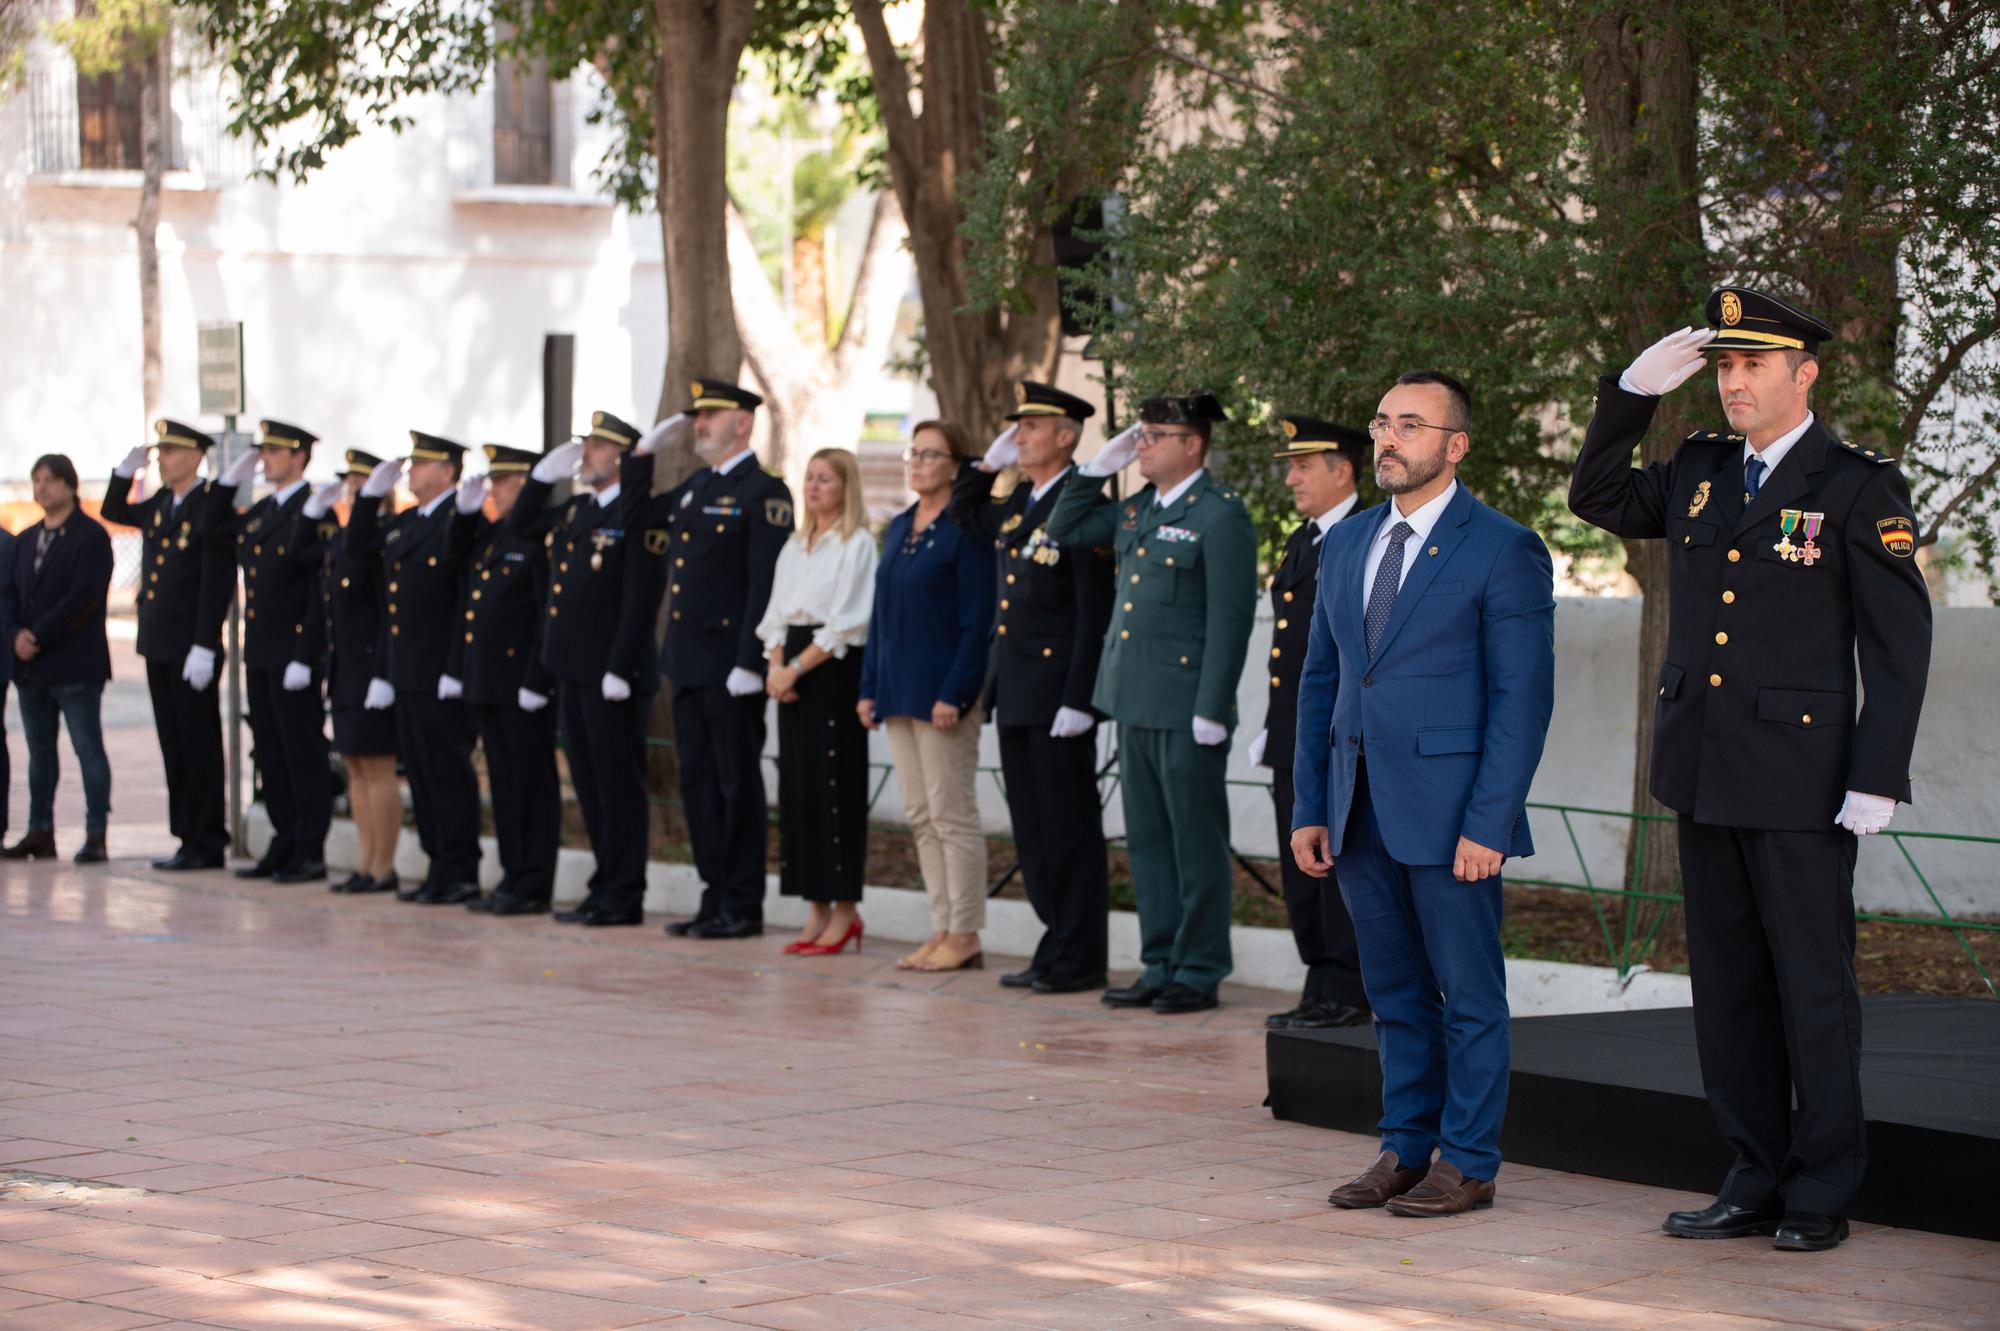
1384;1159;1495;1216
1327;1151;1429;1209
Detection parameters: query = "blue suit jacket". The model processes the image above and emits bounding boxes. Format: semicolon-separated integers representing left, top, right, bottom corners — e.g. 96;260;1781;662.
1291;483;1556;866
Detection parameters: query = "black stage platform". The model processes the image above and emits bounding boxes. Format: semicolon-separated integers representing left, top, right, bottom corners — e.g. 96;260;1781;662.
1267;995;2000;1240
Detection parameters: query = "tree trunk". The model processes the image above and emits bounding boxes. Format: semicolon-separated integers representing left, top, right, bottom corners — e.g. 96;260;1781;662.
135;24;168;425
1578;7;1706;933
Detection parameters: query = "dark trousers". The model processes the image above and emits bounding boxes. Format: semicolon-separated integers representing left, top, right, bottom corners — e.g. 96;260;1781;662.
0;679;10;840
776;626;867;903
473;700;558;903
17;679;111;836
1679;818;1864;1217
1272;766;1366;1009
245;666;328;867
999;723;1108;981
560;683;650;913
395;690;480;885
673;684;769;924
146;659;227;858
1119;723;1233;994
1338;762;1509;1181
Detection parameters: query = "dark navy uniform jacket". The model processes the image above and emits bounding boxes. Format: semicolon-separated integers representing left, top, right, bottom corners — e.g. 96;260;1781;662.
507;477;667;694
217;481;317;675
292;518;385;710
444;513;552;706
100;475;235;665
1260;517;1342;774
346;493;477;693
8;509;113;687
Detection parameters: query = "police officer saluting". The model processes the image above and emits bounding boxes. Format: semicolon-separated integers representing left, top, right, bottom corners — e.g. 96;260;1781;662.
626;379;793;940
1569;288;1933;1252
1253;416;1369;1030
216;420;330;882
451;445;561;915
102;420;237;871
1047;390;1258;1014
510;413;670;926
951;381;1116;993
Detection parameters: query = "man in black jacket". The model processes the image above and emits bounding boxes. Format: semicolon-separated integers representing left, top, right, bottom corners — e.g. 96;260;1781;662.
1569;289;1933;1253
100;420;237;870
950;381;1116;993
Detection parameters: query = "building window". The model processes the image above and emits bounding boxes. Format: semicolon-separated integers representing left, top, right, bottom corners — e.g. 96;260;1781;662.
75;63;145;169
492;49;555;185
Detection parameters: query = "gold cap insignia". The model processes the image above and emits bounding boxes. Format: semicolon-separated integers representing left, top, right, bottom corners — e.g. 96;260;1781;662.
1014;384;1028;404
591;411;606;427
1282;420;1298;440
1720;291;1743;326
690;381;705;401
154;421;169;439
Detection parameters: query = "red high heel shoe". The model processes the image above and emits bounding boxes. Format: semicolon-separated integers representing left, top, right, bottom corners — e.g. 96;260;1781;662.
797;917;864;955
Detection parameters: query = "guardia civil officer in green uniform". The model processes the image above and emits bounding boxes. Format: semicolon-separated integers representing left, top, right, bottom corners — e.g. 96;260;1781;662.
1047;390;1258;1013
1570;289;1932;1253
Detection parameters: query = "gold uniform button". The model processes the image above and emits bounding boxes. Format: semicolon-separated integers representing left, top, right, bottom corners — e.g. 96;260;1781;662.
1277;618;1288;630
1165;557;1175;566
1136;546;1147;557
559;562;568;573
390;625;400;636
672;611;680;620
471;590;482;601
340;577;351;588
156;554;165;565
481;570;491;581
675;558;685;568
1272;675;1282;687
1006;574;1016;585
715;523;724;533
246;609;255;620
1659;685;1666;696
682;532;692;542
387;603;397;613
1727;549;1741;562
388;581;398;593
253;545;262;556
1283;591;1294;603
427;556;437;566
552;584;562;595
996;625;1007;635
1722;590;1735;604
1714;632;1727;645
465;632;474;643
1119;629;1130;640
1709;673;1722;687
1271;647;1280;658
1123;601;1133;612
671;584;681;594
1042;648;1053;658
149;572;158;583
1179;655;1189;666
1000;599;1010;610
1802;713;1813;724
549;607;558;617
1130;574;1140;585
1683;534;1691;545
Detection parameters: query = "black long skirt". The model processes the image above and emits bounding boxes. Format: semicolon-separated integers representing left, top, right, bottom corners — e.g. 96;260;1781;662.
776;624;869;903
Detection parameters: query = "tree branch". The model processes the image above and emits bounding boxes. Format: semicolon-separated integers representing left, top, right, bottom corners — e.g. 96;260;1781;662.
832;190;910;374
1920;448;2000;546
1151;41;1307;112
1897;308;1998;449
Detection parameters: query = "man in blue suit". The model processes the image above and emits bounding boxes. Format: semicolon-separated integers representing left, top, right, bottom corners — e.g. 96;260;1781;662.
1291;371;1556;1217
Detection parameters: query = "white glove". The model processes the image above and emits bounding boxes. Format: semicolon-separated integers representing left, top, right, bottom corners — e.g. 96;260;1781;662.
981;424;1020;471
1081;422;1143;477
1050;706;1095;739
363;677;395;710
636;413;690;457
455;474;488;515
1835;790;1896;836
517;687;549;713
725;666;764;698
282;661;312;692
1248;728;1269;768
1618;327;1715;397
532;439;585;483
303;479;343;520
182;645;216;691
219;449;261;488
116;444;150;478
360;457;404;499
601;672;631;702
1192;716;1228;747
437;674;464;701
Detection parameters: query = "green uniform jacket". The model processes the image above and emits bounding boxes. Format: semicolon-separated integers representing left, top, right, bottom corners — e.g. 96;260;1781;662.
1047;469;1258;730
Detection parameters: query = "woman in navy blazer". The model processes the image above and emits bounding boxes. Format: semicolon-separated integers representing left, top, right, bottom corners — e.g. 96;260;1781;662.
858;421;998;972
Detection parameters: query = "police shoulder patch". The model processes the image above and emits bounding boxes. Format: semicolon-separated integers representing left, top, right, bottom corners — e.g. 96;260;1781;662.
1839;439;1895;465
765;498;793;528
645;528;669;555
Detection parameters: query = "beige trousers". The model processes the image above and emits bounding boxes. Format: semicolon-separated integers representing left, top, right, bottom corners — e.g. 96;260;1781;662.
882;709;987;932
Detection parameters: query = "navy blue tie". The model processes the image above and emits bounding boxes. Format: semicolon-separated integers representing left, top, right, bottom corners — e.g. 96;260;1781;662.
1745;454;1766;501
1364;521;1415;657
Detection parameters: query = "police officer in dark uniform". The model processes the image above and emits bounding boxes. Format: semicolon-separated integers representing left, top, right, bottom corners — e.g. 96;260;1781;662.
1569;288;1933;1253
950;381;1115;992
346;434;482;904
102;419;237;870
509;413;669;926
1253;416;1370;1029
217;420;331;882
626;379;792;940
450;445;561;915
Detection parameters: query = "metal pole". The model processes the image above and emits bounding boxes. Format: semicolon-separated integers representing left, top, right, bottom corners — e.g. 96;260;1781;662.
223;416;246;855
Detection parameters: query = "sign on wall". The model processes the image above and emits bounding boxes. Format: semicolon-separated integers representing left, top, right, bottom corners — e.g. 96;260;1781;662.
197;322;245;418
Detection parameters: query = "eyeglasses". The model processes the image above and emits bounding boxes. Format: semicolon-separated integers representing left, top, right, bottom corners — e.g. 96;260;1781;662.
1367;418;1460;443
1136;429;1201;446
902;447;954;464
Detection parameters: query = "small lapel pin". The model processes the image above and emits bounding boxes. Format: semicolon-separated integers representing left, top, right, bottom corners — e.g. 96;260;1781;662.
1428;546;1438;556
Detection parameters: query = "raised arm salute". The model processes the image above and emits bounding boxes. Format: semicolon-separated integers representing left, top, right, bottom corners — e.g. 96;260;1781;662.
1568;289;1932;1253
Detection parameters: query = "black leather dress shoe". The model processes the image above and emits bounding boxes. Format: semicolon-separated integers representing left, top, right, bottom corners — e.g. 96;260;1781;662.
1772;1213;1849;1252
396;877;429;902
1152;983;1219;1014
1289;1002;1371;1029
1265;1003;1310;1030
1662;1200;1784;1239
272;860;327;883
553;905;593;923
663;917;712;937
330;871;368;892
0;831;57;860
234;860;277;879
350;873;398;895
154;849;224;872
74;837;108;864
480;894;551;916
688;916;763;939
414;881;481;905
999;968;1045;989
1033;973;1107;994
581;906;645;926
1102;981;1163;1008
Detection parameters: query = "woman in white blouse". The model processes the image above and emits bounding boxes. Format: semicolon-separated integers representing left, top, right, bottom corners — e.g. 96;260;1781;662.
757;447;879;955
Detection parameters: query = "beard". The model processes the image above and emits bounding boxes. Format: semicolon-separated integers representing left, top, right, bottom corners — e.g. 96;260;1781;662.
1375;446;1446;495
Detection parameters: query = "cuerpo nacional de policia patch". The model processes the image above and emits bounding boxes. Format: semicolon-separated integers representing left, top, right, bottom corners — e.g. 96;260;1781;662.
1877;516;1916;558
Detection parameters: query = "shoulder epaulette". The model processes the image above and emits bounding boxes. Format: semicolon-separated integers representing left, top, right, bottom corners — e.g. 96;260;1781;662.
1836;439;1896;465
1683;431;1745;444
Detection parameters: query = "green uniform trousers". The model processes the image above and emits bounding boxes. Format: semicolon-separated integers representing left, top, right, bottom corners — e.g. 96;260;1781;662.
1119;723;1233;994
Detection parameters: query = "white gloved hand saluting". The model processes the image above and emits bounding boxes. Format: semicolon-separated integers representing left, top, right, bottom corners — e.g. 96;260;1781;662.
981;424;1020;472
454;474;488;515
601;672;631;702
532;439;585;483
437;674;464;701
1049;706;1095;739
517;687;549;713
282;661;312;692
182;645;216;691
1835;790;1896;836
116;444;151;479
1081;422;1143;478
363;677;395;710
360;457;404;499
1192;716;1228;747
1619;327;1715;397
302;479;344;520
218;449;261;488
635;413;690;457
1248;728;1269;768
724;666;764;698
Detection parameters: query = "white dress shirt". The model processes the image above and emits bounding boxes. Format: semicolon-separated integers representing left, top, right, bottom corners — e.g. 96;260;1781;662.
710;447;755;478
757;526;879;659
1744;411;1814;486
1362;480;1457;596
1152;467;1206;510
1029;464;1073;506
592;481;621;509
273;478;309;506
418;488;454;518
1314;491;1360;541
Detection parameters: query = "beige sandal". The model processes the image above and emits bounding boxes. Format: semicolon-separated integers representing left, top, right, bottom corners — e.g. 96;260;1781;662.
916;945;984;973
896;941;940;970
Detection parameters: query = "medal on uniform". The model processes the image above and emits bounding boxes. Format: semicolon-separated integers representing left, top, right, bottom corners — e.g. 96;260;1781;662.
1686;481;1710;518
1796;512;1825;566
1774;509;1802;561
1000;513;1023;534
591;529;611;571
